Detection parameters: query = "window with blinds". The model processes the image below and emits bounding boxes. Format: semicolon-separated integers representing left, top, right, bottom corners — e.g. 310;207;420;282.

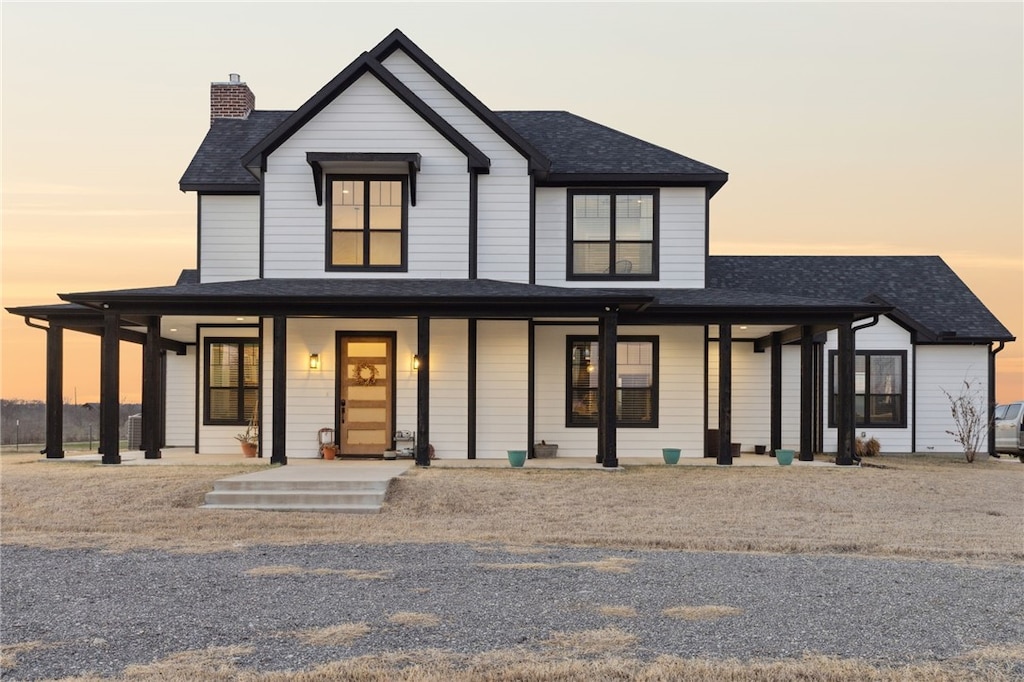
567;336;658;427
569;190;657;279
205;339;260;425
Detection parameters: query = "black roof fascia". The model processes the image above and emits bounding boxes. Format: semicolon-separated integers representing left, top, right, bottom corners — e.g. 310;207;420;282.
183;185;261;195
5;304;188;353
240;54;491;176
621;304;888;327
538;173;728;197
369;29;551;175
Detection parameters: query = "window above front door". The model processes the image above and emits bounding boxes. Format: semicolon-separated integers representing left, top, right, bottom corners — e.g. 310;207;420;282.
326;176;408;271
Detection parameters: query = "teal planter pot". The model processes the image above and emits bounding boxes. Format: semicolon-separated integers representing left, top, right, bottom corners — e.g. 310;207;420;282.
774;449;795;466
662;448;681;465
507;450;527;468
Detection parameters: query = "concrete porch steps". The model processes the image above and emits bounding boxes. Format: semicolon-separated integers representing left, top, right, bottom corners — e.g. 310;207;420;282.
201;461;412;512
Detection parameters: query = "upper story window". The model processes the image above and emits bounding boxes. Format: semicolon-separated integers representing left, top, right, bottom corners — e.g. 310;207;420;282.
326;176;407;271
204;338;259;426
829;350;908;428
568;190;658;280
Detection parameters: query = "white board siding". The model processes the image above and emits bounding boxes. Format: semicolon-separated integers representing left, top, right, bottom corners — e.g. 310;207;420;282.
426;320;469;459
199;195;259;283
382;50;531;283
476;321;529;459
915;345;990;454
198;326;259;455
822;317;914;453
534;187;706;288
262;73;470;279
164;347;195;448
534;325;705;458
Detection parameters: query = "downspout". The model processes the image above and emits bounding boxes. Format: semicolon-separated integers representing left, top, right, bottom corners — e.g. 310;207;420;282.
989;341;1006;456
24;316;49;331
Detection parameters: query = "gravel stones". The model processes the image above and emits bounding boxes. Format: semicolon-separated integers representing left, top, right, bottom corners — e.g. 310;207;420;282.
2;543;1022;679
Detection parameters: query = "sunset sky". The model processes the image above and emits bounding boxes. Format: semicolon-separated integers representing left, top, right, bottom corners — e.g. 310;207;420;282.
2;2;1021;404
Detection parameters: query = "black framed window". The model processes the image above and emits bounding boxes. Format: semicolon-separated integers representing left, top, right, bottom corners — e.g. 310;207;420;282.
204;339;260;425
567;336;658;427
828;350;907;428
568;190;658;280
326;176;407;271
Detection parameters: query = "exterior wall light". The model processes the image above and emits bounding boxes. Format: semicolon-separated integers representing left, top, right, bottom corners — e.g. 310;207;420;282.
412;355;421;371
309;353;320;370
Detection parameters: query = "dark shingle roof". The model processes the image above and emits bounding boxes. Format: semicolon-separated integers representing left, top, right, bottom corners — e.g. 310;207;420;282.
497;111;726;178
178;109;726;192
179;111;291;191
708;256;1013;341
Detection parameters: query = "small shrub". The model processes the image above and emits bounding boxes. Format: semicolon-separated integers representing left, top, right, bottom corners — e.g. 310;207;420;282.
942;379;987;463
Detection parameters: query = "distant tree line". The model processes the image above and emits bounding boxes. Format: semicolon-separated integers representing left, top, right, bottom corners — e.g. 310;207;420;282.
1;400;142;445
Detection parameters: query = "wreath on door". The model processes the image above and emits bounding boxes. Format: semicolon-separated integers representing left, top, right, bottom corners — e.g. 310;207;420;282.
352;362;380;386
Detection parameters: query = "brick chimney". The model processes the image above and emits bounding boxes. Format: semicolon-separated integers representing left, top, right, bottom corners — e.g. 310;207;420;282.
210;73;255;125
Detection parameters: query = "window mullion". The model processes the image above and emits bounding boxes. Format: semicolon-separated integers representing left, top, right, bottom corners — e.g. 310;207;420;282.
363;182;372;266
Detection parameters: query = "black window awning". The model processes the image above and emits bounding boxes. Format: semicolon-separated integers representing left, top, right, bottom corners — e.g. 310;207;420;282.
307;152;422;206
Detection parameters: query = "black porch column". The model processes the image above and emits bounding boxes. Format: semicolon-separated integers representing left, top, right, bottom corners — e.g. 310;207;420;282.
271;316;287;465
836;320;856;466
988;342;1004;455
769;331;782;454
142;316;162;459
416;316;431;467
100;313;121;464
717;324;733;465
44;323;64;459
799;325;815;461
598;311;618;467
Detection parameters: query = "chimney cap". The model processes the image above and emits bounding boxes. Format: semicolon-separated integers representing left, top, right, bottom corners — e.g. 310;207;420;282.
229;73;241;84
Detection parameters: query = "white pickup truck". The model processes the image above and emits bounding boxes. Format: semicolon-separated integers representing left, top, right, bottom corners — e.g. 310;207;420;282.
993;402;1024;462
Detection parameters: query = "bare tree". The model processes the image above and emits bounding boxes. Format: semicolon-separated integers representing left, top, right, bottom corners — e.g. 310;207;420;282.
942;379;987;463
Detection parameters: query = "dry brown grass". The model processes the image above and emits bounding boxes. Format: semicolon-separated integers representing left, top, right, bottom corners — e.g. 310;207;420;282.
595;605;638;618
44;644;1024;681
476;557;637;574
542;627;639;655
662;605;744;620
0;640;50;670
289;623;371;646
2;453;1021;562
387;611;441;627
245;565;392;580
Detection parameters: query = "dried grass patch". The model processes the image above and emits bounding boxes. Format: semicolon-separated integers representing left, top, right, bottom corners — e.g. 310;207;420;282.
542;627;639;655
289;623;371;646
119;645;254;679
477;556;637;574
3;455;1021;562
245;565;392;580
595;605;638;618
0;640;50;670
663;605;744;621
387;612;441;627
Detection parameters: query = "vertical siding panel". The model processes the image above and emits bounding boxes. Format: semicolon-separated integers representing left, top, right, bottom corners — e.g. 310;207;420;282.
164;347;195;447
428;319;469;458
476;321;529;458
915;345;990;453
200;196;260;283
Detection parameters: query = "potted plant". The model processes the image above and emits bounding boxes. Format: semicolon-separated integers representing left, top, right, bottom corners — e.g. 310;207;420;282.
321;442;339;460
235;403;259;457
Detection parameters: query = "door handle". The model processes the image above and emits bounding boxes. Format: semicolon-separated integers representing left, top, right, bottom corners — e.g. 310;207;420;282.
340;399;346;424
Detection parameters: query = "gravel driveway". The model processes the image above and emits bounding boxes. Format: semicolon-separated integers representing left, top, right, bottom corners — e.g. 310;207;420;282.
2;543;1022;679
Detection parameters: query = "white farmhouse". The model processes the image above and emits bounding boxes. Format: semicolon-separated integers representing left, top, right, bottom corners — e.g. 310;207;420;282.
8;30;1014;466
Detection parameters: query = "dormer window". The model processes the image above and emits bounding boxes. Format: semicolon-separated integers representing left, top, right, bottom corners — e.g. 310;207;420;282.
326;176;408;270
568;190;658;280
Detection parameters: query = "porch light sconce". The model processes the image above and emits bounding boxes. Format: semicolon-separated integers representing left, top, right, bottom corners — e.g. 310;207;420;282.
586;362;594;373
412;355;421;371
309;353;320;370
